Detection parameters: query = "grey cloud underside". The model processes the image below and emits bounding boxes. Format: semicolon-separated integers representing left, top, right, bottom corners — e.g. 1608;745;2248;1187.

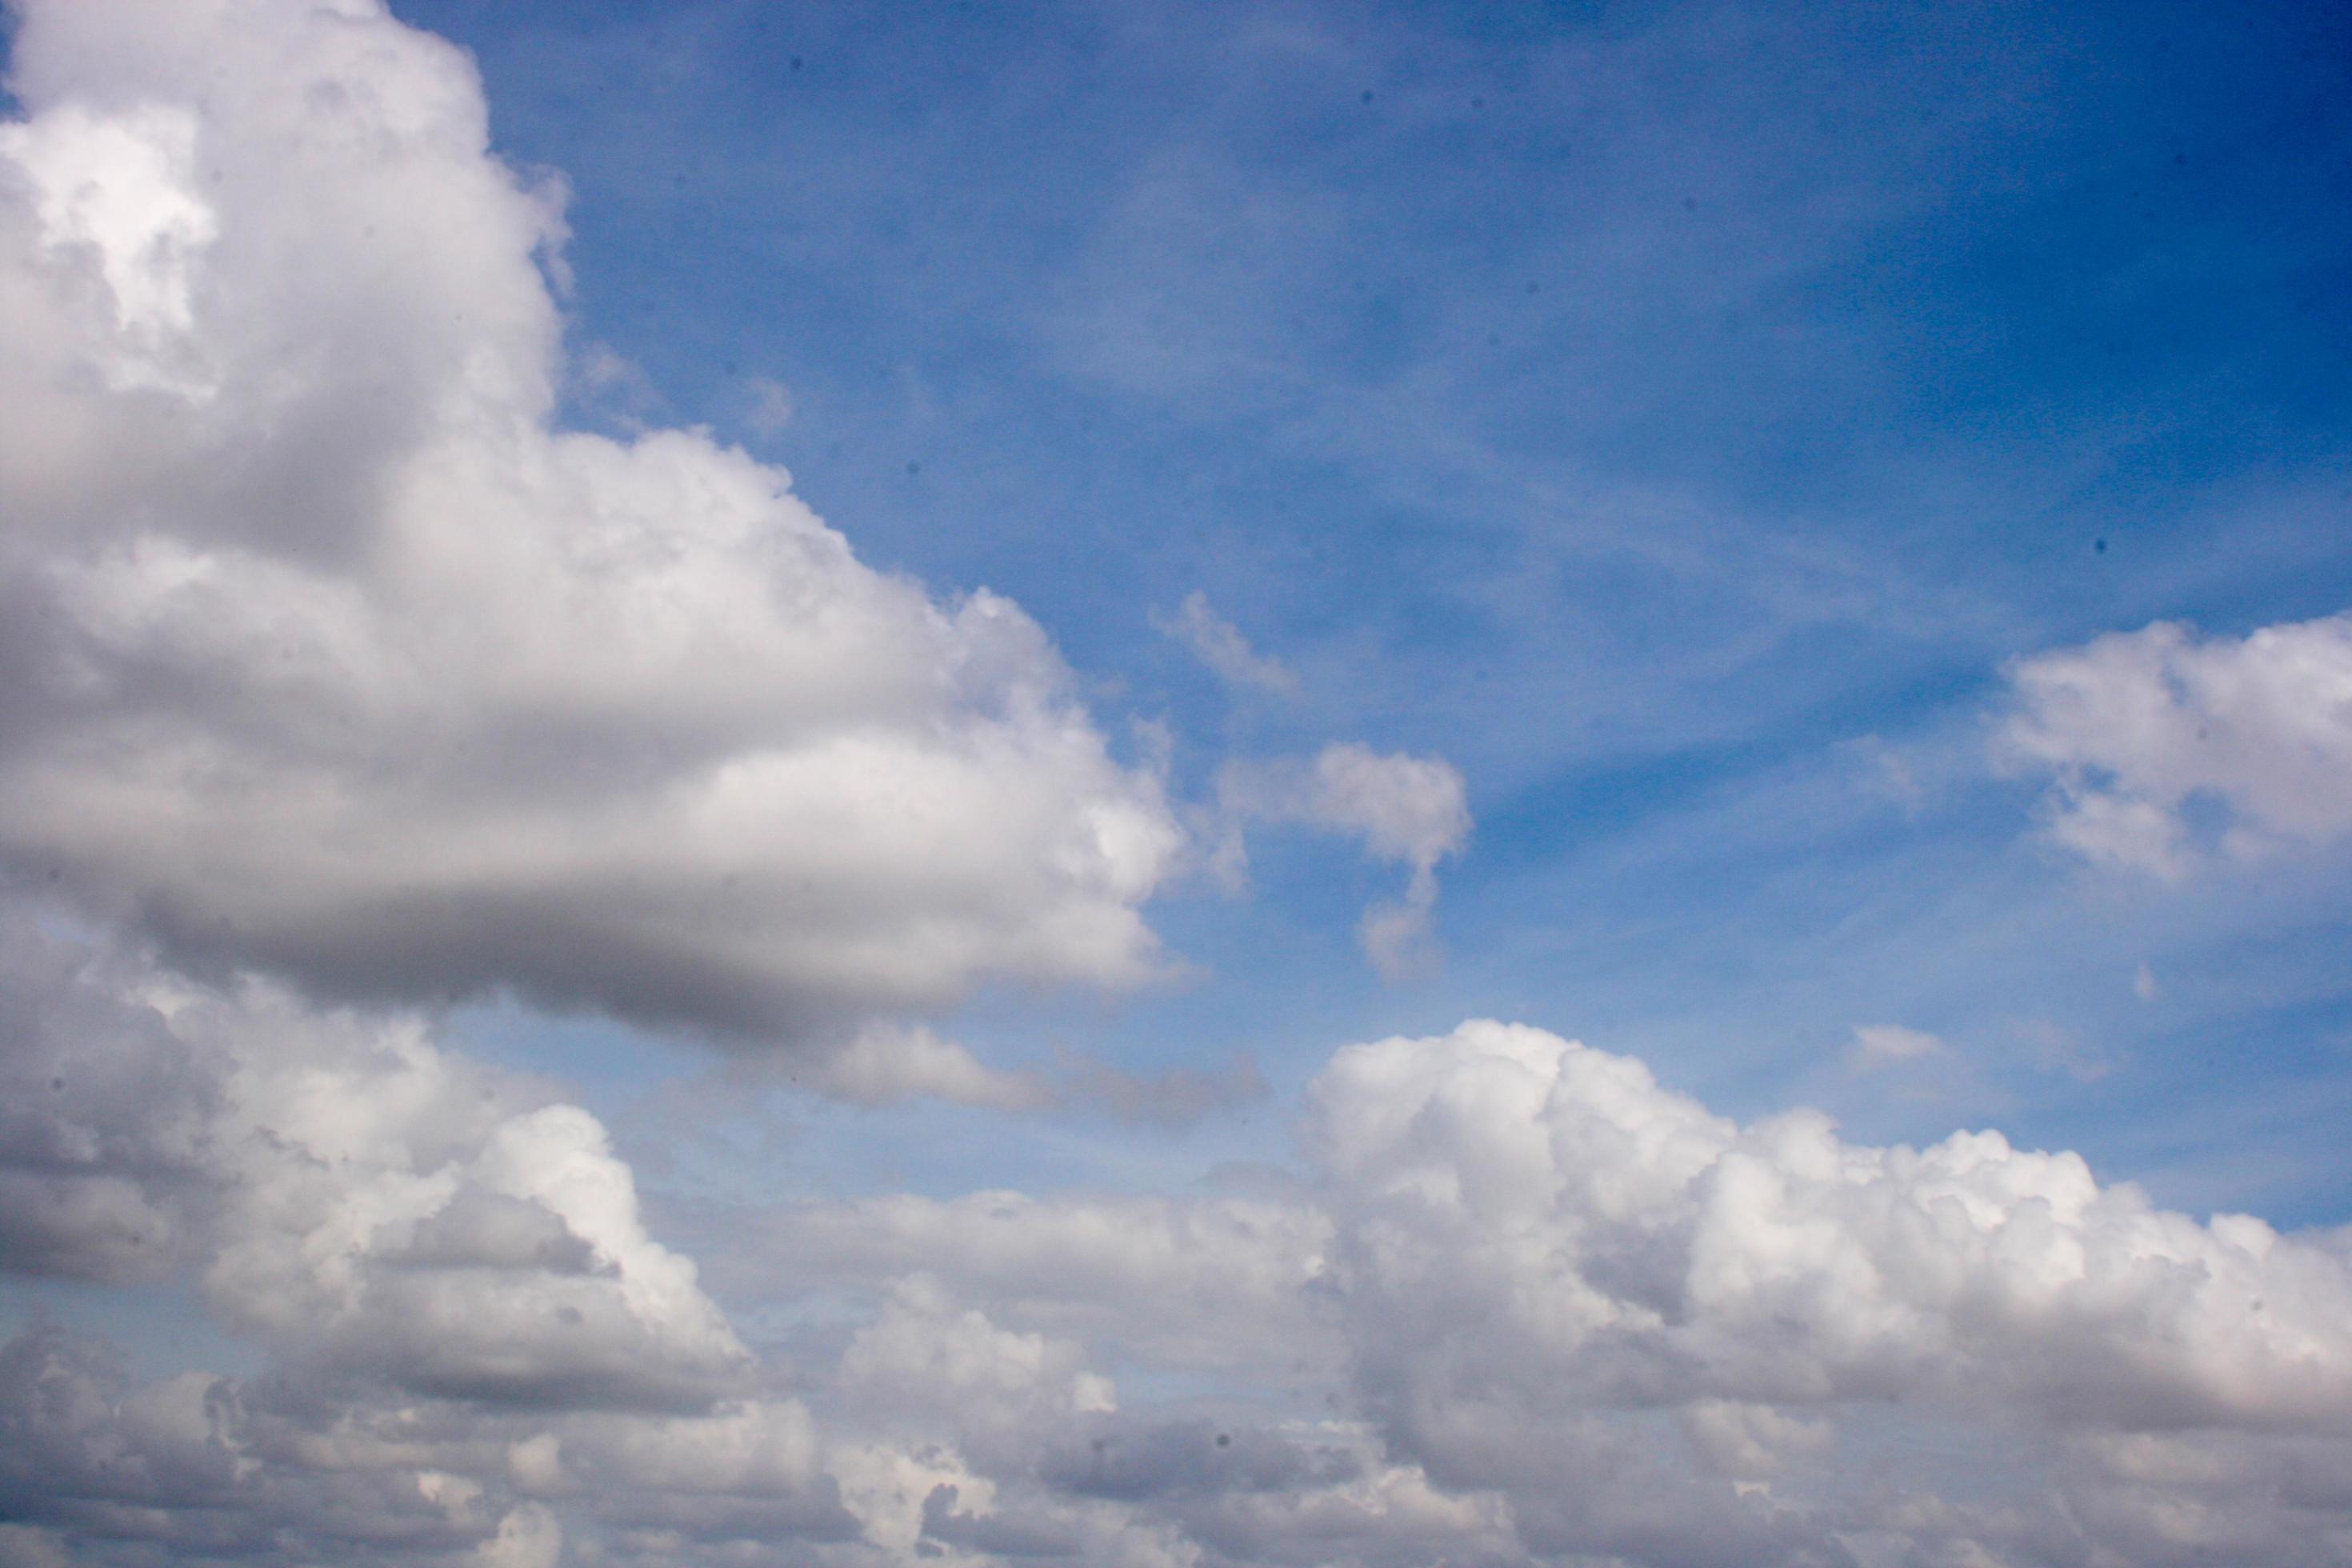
0;0;1179;1044
0;911;747;1414
8;942;2352;1564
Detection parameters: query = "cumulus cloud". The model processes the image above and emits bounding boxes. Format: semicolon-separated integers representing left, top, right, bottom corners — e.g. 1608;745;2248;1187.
716;1020;2352;1565
1220;742;1471;977
1151;590;1301;696
0;913;745;1411
1302;1022;2352;1560
1310;1021;2352;1433
837;1275;1118;1431
0;0;1181;1046
2000;611;2352;877
11;1005;2352;1564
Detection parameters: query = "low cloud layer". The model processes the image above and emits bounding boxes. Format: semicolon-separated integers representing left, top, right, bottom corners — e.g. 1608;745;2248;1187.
9;1002;2352;1565
2001;611;2352;877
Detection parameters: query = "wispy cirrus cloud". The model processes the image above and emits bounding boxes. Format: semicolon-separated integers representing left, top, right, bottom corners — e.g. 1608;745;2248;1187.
1151;590;1302;698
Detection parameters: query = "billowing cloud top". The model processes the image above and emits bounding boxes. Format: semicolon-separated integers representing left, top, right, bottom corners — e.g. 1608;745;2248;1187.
0;0;1180;1041
17;994;2352;1564
1308;1022;2352;1439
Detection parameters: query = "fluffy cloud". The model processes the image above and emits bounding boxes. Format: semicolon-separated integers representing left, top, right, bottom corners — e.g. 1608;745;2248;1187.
714;1022;2352;1565
11;1006;2352;1564
0;0;1179;1044
1310;1022;2352;1433
1302;1021;2352;1563
1220;742;1472;977
2000;611;2352;877
0;912;744;1411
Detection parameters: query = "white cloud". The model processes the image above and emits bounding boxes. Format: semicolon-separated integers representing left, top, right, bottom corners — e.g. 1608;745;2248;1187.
0;0;1182;1046
734;1021;2352;1563
10;1000;2352;1564
2000;612;2352;877
1150;590;1300;696
1295;1019;2352;1563
471;1503;561;1568
1851;1022;1945;1069
837;1275;1118;1430
0;912;746;1410
1310;1022;2352;1434
1220;742;1471;977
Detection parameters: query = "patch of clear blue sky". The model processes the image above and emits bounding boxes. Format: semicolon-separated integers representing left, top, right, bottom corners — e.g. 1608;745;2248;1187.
397;0;2352;1224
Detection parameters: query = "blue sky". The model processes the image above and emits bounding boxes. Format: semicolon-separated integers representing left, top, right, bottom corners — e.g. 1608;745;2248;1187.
5;2;2352;1563
398;0;2352;1220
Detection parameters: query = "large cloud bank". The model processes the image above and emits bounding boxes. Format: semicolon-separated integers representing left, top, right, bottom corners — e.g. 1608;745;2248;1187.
10;997;2352;1565
4;2;2350;1565
0;0;1180;1041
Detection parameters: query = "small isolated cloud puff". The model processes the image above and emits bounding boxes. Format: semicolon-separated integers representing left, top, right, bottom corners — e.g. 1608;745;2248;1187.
1999;610;2352;878
0;0;1181;1045
1150;590;1301;696
1221;742;1471;978
741;374;796;437
1850;1022;1944;1069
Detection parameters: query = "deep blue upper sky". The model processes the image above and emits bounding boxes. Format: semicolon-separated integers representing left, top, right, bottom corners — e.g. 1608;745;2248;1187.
398;0;2352;1224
